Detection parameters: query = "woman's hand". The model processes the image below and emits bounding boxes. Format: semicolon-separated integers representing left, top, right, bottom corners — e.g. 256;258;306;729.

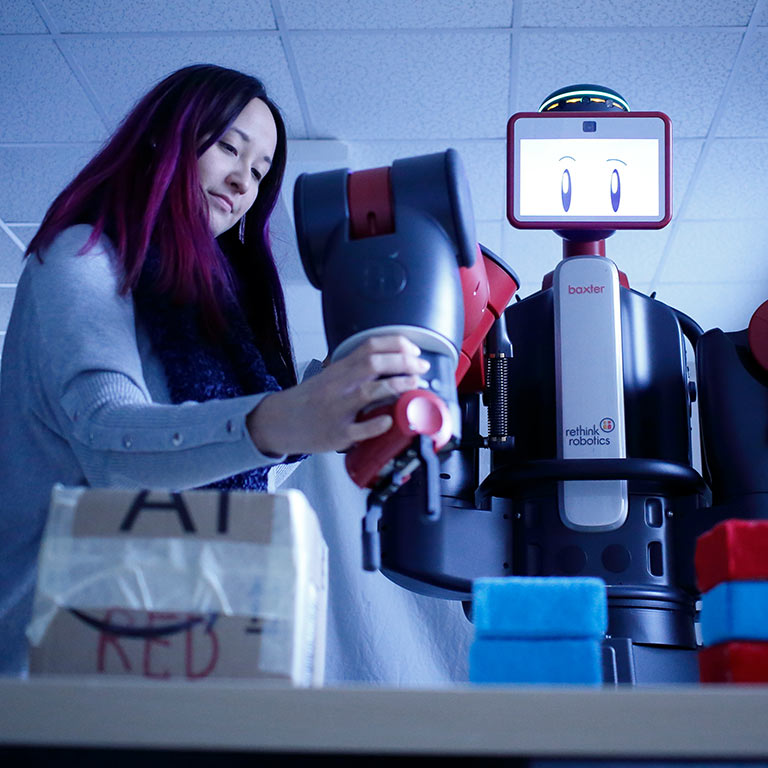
246;335;430;456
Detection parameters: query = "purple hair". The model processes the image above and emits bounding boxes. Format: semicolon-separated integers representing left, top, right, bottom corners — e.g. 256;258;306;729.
26;64;296;387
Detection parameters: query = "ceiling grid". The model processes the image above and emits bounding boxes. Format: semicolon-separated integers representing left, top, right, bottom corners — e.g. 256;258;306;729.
0;0;766;362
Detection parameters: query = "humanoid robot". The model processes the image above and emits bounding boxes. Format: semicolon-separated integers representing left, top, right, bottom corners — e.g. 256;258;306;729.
294;85;712;684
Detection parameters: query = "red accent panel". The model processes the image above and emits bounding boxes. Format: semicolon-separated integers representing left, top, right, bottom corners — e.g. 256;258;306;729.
618;270;630;289
347;167;395;239
345;390;451;489
460;244;491;341
402;393;449;443
457;245;490;388
699;641;768;683
695;519;768;593
485;252;520;317
457;347;486;393
345;402;412;489
748;299;768;372
395;390;451;450
456;248;518;392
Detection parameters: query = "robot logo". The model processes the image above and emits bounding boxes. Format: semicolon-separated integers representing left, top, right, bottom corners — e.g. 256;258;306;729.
361;255;407;300
601;417;616;433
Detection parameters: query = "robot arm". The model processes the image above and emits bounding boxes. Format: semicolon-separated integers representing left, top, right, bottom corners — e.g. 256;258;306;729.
294;151;518;569
345;242;519;493
294;151;472;490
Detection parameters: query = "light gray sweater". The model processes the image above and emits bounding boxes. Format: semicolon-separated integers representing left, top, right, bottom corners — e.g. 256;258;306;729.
0;225;284;674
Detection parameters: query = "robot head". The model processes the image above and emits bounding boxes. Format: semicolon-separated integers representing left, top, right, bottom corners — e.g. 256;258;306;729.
507;86;671;241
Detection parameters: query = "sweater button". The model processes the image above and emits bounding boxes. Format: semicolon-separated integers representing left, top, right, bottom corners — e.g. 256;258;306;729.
123;435;133;448
172;432;183;446
226;419;234;433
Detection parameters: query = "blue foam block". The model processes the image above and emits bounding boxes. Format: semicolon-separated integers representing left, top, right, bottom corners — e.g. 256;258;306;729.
700;580;768;646
469;637;603;685
472;577;608;639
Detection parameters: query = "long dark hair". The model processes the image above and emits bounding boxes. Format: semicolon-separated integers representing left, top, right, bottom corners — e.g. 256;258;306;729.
26;64;296;387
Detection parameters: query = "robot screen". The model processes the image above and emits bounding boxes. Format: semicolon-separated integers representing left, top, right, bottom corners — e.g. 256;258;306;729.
507;111;671;229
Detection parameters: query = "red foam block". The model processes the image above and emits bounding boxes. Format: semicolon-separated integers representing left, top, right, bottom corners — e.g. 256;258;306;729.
699;641;768;684
695;519;768;593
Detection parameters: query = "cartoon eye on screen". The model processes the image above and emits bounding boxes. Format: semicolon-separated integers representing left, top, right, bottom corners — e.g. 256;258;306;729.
507;111;671;229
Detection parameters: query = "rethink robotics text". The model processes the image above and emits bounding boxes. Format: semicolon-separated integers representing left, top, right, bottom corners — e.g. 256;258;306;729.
565;424;613;446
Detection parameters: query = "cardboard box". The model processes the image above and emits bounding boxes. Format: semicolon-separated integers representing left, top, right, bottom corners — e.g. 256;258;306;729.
27;485;328;686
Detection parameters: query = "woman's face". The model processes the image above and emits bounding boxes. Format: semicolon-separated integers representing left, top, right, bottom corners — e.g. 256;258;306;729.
197;97;278;238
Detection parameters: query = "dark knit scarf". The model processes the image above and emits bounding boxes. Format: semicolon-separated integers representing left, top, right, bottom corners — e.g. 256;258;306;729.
133;250;282;492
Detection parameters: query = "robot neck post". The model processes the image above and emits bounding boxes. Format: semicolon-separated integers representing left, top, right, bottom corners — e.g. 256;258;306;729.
555;228;615;259
560;236;607;259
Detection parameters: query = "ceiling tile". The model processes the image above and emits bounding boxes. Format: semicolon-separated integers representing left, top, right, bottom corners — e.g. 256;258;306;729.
515;29;743;137
653;280;768;333
0;0;48;32
452;141;508;221
286;139;350;164
683;138;768;219
0;226;34;283
520;0;756;27
0;286;16;329
345;141;447;169
0;241;24;284
292;31;511;140
0;39;105;142
605;228;671;283
281;0;514;28
283;140;351;230
476;220;504;256
658;219;768;283
45;0;275;32
716;30;768;138
672;139;704;215
501;225;563;287
60;35;306;138
0;144;99;221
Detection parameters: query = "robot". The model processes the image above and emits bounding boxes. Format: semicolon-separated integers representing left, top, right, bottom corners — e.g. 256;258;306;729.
294;85;713;684
674;299;768;552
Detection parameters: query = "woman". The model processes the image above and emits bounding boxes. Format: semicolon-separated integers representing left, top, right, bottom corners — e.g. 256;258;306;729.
0;64;427;675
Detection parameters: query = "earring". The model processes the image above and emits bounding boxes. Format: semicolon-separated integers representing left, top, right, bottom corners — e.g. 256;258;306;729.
238;215;246;244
